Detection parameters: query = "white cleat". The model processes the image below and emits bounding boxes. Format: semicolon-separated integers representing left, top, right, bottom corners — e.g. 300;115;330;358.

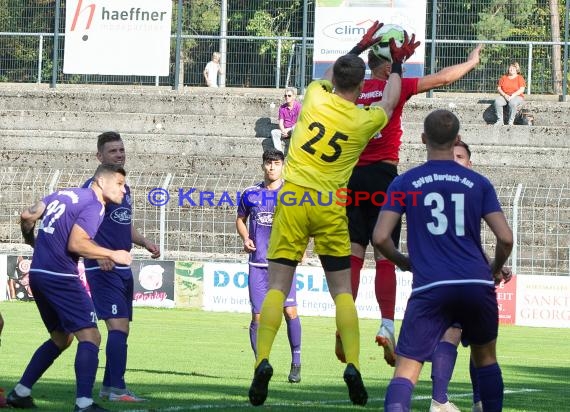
430;399;461;412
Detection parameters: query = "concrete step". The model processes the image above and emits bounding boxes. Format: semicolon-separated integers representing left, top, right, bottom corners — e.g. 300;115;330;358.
1;84;568;129
0;110;276;137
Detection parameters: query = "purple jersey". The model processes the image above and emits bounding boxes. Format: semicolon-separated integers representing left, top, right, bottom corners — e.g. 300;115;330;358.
382;160;502;294
31;188;104;276
82;178;132;266
237;181;283;266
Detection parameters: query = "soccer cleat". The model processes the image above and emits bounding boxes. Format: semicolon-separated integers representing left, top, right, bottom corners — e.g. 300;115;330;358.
429;399;461;412
73;402;110;412
6;389;37;409
248;359;273;406
472;401;483;412
98;386;110;400
335;331;346;363
108;388;147;402
343;363;368;406
288;363;301;383
0;388;7;408
375;324;396;367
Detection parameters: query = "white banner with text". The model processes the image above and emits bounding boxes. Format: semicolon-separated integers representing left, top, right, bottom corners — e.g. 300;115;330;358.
64;0;172;75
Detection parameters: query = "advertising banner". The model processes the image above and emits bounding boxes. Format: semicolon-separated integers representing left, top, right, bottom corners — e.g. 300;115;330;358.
5;255;34;302
202;262;413;320
515;275;570;328
132;259;175;308
313;0;427;79
64;0;172;75
496;275;517;324
175;261;204;308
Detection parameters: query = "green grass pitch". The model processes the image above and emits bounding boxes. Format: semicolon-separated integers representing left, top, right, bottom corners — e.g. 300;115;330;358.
0;302;568;411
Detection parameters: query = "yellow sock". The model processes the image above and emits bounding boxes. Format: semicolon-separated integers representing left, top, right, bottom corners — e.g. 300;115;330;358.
335;293;360;370
255;289;286;367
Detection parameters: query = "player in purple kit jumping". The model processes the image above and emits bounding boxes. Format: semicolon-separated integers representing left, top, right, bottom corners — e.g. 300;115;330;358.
7;163;132;412
83;131;160;403
236;149;302;383
373;110;513;412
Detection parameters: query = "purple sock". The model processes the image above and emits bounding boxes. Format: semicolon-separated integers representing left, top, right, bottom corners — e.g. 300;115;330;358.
470;358;481;404
431;341;457;403
477;363;503;412
249;320;258;356
75;341;99;399
385;376;414;412
102;356;110;388
106;330;128;389
20;339;62;389
285;316;302;365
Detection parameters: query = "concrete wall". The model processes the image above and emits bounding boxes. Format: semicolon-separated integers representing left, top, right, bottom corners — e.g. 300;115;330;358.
0;84;568;272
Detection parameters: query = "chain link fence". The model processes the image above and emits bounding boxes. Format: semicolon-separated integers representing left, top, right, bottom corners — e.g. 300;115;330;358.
1;167;568;276
0;1;568;94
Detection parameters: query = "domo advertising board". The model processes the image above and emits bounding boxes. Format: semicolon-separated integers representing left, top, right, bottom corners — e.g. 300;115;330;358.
64;0;172;75
313;0;426;79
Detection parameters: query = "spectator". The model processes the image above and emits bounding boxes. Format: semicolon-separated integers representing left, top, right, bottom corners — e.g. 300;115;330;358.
270;88;302;156
494;61;526;126
203;52;223;88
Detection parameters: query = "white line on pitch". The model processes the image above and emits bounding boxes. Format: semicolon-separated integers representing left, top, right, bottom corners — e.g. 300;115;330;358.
121;388;542;412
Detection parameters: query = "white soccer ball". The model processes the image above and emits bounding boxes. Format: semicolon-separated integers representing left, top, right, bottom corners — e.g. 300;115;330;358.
370;24;405;62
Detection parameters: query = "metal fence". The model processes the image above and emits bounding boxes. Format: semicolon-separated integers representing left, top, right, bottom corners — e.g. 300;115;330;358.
1;167;568;276
0;1;568;95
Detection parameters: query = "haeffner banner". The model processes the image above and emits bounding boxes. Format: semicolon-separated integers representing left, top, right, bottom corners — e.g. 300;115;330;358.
64;0;172;75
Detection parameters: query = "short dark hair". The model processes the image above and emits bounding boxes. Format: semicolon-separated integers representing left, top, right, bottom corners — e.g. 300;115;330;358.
333;54;365;92
454;140;471;159
94;163;126;178
97;131;122;153
262;148;284;163
423;109;460;148
367;50;390;70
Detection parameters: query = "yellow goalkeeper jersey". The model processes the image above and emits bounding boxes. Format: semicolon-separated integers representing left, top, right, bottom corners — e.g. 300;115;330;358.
284;79;388;193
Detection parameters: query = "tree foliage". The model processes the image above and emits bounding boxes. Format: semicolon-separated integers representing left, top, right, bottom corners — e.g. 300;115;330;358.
0;0;566;92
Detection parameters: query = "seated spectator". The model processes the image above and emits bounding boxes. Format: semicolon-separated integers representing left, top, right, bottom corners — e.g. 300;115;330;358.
271;88;302;156
494;61;526;126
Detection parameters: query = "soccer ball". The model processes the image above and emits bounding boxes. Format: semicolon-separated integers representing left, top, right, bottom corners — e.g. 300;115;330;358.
370;24;405;62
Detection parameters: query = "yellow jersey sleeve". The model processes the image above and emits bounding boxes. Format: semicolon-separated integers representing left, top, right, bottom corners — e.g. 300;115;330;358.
284;80;388;193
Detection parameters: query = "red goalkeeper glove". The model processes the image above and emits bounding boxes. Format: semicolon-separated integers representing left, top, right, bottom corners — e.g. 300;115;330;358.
389;30;421;64
349;21;383;55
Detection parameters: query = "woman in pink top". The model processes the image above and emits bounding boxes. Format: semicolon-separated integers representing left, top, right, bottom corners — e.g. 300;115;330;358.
494;61;526;125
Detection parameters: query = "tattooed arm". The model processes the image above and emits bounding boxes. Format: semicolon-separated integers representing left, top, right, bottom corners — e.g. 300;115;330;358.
20;200;46;247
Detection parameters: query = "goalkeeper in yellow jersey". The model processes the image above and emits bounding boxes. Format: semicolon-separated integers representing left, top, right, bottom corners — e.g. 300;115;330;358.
248;21;420;407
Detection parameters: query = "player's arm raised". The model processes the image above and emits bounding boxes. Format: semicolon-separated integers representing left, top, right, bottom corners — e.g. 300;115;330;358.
323;20;383;81
20;200;46;247
417;44;482;93
373;31;420;119
68;224;132;266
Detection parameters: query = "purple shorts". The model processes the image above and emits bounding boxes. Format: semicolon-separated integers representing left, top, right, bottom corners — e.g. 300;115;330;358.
396;284;498;362
248;265;297;313
85;267;134;321
30;272;97;333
